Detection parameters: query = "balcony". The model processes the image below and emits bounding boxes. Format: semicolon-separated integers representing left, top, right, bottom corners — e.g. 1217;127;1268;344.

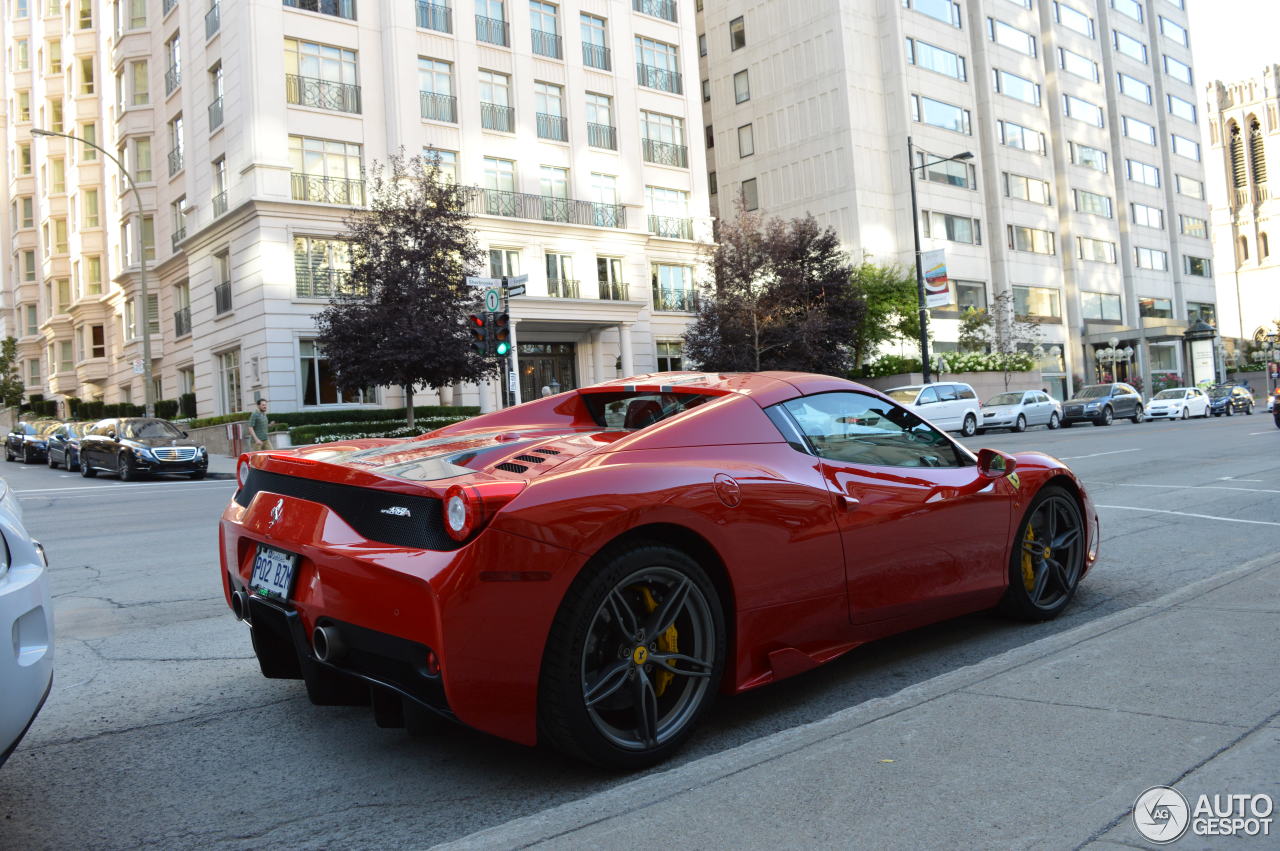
642;138;688;168
171;226;186;251
283;0;356;20
208;96;223;130
598;281;629;301
633;0;676;23
582;43;611;71
212;190;228;217
480;102;514;132
291;173;366;205
165;65;181;95
214;280;232;314
416;0;451;33
652;287;697;312
648;214;693;239
286;74;362;114
587;122;617;150
536;112;567;142
420;91;457;123
296;268;362;298
475;14;508;46
465;187;627;229
531;29;562;59
168;149;184;176
637;63;682;95
205;2;220;38
174;306;191;337
547;279;580;298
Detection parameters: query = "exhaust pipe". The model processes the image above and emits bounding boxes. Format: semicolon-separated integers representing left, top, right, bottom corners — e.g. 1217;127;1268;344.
230;590;249;622
313;624;343;663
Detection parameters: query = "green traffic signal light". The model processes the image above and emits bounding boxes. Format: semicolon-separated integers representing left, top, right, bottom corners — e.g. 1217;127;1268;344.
493;312;511;357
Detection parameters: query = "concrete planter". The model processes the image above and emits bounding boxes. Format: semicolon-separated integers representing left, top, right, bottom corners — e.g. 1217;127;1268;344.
185;422;291;456
856;371;1043;403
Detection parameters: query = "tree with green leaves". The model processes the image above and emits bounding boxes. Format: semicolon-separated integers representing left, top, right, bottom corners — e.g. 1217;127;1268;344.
0;337;24;430
846;258;920;370
958;291;1044;389
314;151;493;428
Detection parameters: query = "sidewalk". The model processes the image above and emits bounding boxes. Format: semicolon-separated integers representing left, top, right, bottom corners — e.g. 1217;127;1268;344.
439;555;1280;850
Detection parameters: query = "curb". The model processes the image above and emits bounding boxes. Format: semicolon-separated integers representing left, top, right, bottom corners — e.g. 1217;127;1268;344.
434;551;1280;850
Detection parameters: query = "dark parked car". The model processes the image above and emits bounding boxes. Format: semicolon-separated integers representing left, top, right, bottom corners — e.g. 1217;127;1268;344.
1207;385;1255;416
1060;383;1145;427
4;421;60;463
46;422;91;471
79;418;208;481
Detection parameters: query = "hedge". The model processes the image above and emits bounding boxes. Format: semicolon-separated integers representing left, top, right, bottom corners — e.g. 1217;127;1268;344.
289;416;468;445
187;405;479;431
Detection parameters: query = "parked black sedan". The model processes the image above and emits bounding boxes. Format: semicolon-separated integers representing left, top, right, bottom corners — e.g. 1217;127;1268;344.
79;418;208;481
46;421;91;471
1060;383;1145;427
4;421;60;463
1207;385;1255;416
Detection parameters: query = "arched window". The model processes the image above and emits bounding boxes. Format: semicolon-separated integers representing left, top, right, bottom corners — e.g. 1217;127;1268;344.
1250;119;1268;184
1239;235;1250;262
1229;122;1247;188
1262;232;1271;258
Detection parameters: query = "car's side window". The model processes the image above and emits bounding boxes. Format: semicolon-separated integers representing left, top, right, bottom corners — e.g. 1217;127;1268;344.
917;387;939;405
935;385;958;402
956;385;977;400
775;392;966;468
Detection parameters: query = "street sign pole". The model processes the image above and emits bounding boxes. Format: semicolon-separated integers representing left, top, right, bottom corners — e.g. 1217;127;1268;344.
503;276;522;405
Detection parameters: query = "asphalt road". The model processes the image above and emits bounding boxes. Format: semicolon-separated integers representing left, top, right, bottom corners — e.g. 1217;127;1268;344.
1;412;1277;849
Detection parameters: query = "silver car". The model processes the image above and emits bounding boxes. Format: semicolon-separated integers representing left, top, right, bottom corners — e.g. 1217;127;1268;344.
978;390;1062;433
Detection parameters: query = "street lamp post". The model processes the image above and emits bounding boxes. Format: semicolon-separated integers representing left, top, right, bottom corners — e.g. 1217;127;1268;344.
907;137;972;384
32;127;154;418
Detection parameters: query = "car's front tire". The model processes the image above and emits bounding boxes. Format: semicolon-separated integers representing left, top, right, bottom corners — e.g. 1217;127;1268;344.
1180;408;1189;420
961;414;977;437
80;460;97;477
1048;413;1060;430
1013;414;1027;433
1226;405;1234;417
999;486;1085;621
1246;403;1254;415
1131;405;1144;424
1094;406;1113;426
539;544;726;768
117;454;137;482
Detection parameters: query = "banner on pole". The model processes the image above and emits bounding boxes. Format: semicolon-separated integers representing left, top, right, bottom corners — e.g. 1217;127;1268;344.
921;249;951;308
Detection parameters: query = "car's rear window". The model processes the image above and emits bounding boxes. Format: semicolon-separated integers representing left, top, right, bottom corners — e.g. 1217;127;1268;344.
582;392;711;430
885;388;920;404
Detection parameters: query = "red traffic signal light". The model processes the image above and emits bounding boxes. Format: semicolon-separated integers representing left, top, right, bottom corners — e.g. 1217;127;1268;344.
493;312;511;357
468;314;490;355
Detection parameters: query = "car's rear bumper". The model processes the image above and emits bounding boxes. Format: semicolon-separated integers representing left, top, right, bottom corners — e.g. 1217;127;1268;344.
0;547;54;767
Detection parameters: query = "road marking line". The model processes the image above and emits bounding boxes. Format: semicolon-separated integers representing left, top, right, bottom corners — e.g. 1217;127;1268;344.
1097;504;1280;527
1094;482;1280;495
1219;476;1264;483
1249;431;1275;436
1057;448;1143;461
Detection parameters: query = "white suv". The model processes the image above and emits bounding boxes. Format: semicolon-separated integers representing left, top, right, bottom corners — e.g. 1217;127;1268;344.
885;382;982;436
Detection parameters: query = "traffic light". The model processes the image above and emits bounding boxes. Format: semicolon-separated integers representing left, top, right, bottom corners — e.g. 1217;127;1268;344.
468;314;490;355
493;312;511;357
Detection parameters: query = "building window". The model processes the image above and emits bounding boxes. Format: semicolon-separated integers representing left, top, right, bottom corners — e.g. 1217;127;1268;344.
1070;142;1108;171
697;33;707;57
1004;173;1051;205
1183;255;1212;277
19;197;33;228
987;18;1035;56
24;304;38;335
905;0;961;27
911;94;971;134
1187;302;1216;325
635;36;680;94
993;69;1040;105
729;16;745;50
1014;285;1061;318
22;250;36;282
86;255;103;294
16;91;30;123
294;236;351;297
1054;2;1094;37
1135;247;1168;270
708;171;717;194
216;349;242;414
1158;15;1188;46
424;147;457;183
77;0;91;27
641;110;687;167
705;125;714;148
1179;215;1207;239
1138;297;1172;318
288;136;364;204
534;81;567;141
906;37;967;80
1171;134;1200;161
1117;72;1151;104
1164;54;1192;85
580;13;609;70
418;58;456;122
738;124;754;157
923;211;982;245
1007;225;1055;254
1166;94;1196;123
651;264;695;311
1125;159;1160;187
1112;29;1147;63
1082;291;1122;321
489;247;520;277
1123;115;1156;145
528;1;561;59
733;70;750;102
1073;189;1113;218
300;340;375;405
702;78;710;102
284;38;360;113
1058;47;1098;81
1261;233;1270;258
656;341;683;372
585;92;615;148
916;150;976;188
1112;0;1142;22
741;178;758;211
83;188;99;227
998;120;1045;154
1063;95;1103;127
952;280;987;312
1176;174;1203;199
90;324;106;358
1238;236;1250;262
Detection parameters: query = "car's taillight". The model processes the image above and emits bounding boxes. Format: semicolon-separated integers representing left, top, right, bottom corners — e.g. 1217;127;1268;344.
443;481;526;542
236;456;251;489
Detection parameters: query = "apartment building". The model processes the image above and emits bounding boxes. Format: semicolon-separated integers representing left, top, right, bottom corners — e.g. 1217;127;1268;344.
1204;65;1280;349
697;0;1215;396
3;0;711;417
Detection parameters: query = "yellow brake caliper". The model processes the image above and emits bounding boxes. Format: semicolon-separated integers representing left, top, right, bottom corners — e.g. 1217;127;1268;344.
636;586;679;696
1021;524;1037;591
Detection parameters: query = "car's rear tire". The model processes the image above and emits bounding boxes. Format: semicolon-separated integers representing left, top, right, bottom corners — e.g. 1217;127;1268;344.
998;486;1085;621
1013;414;1027;433
47;451;58;468
961;414;977;437
539;544;726;769
1048;413;1060;430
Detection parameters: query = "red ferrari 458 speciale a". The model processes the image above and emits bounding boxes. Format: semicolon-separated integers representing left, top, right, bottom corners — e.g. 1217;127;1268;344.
219;372;1099;767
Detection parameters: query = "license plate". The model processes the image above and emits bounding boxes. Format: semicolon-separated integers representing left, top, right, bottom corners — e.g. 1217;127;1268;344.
250;545;299;600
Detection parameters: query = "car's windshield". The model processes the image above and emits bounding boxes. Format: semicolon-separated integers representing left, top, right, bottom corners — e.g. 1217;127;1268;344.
1154;390;1186;400
123;419;185;439
985;393;1023;406
16;424;36;435
885;388;921;404
1077;386;1111;398
1208;387;1232;398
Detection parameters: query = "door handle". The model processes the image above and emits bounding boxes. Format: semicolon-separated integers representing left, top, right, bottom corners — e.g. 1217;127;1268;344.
840;494;860;511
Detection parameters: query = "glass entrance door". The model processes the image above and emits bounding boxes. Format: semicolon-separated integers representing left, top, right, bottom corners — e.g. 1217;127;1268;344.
518;342;577;402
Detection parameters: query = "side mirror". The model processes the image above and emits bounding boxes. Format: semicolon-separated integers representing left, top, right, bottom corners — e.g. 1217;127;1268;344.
977;448;1017;479
181;430;188;437
106;431;116;439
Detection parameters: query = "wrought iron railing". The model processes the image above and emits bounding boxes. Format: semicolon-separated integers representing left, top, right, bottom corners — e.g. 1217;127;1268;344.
174;306;191;337
587;122;617;150
475;14;508;46
171;226;186;251
285;74;362;113
464;186;626;229
480;102;514;132
205;2;220;37
291;173;366;205
531;29;562;58
642;138;688;168
212;190;228;217
582;42;610;70
415;0;450;32
214;281;232;314
648;214;693;239
637;63;682;94
537;113;567;141
652;287;697;312
633;0;676;22
420;91;457;122
598;281;629;301
547;279;580;298
208;96;223;129
165;65;181;94
168;149;184;176
283;0;355;20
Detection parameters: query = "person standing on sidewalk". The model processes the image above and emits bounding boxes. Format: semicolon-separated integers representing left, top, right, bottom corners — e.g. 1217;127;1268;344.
248;398;270;451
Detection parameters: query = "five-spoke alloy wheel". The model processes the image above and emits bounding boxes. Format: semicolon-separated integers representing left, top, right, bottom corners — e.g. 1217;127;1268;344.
1000;487;1086;620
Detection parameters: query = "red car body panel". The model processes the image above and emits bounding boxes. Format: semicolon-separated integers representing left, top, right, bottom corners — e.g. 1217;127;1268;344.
219;372;1099;748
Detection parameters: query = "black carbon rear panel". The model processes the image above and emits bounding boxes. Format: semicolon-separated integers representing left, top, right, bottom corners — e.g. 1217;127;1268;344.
235;468;459;551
